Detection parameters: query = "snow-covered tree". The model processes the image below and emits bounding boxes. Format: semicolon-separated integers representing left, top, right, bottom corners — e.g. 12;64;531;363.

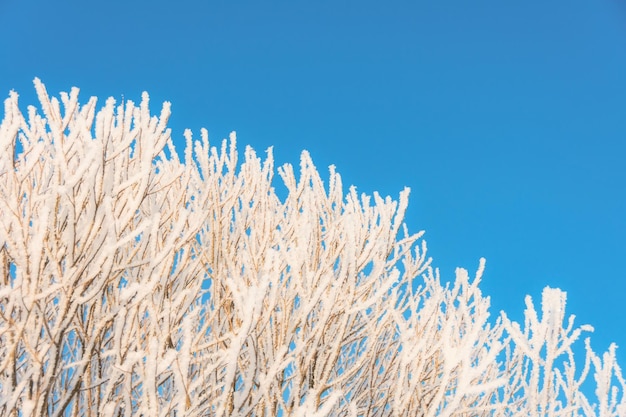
0;80;623;416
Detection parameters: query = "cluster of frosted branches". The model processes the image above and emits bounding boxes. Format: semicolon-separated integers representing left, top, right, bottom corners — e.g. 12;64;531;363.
0;80;623;416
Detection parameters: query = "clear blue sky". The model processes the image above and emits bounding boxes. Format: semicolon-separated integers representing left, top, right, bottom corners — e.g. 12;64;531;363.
2;1;625;363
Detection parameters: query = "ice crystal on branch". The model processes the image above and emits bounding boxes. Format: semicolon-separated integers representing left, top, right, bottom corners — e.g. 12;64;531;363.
0;80;623;416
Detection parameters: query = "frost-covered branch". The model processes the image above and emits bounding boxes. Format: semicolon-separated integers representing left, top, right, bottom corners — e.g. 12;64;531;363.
0;80;623;416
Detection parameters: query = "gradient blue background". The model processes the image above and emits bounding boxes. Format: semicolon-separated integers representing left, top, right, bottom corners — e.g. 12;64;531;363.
1;1;625;365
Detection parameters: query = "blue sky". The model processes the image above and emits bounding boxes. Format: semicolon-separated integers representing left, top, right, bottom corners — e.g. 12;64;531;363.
1;1;625;363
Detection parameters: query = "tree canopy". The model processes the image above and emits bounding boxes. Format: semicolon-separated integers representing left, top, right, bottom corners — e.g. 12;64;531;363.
0;80;623;416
